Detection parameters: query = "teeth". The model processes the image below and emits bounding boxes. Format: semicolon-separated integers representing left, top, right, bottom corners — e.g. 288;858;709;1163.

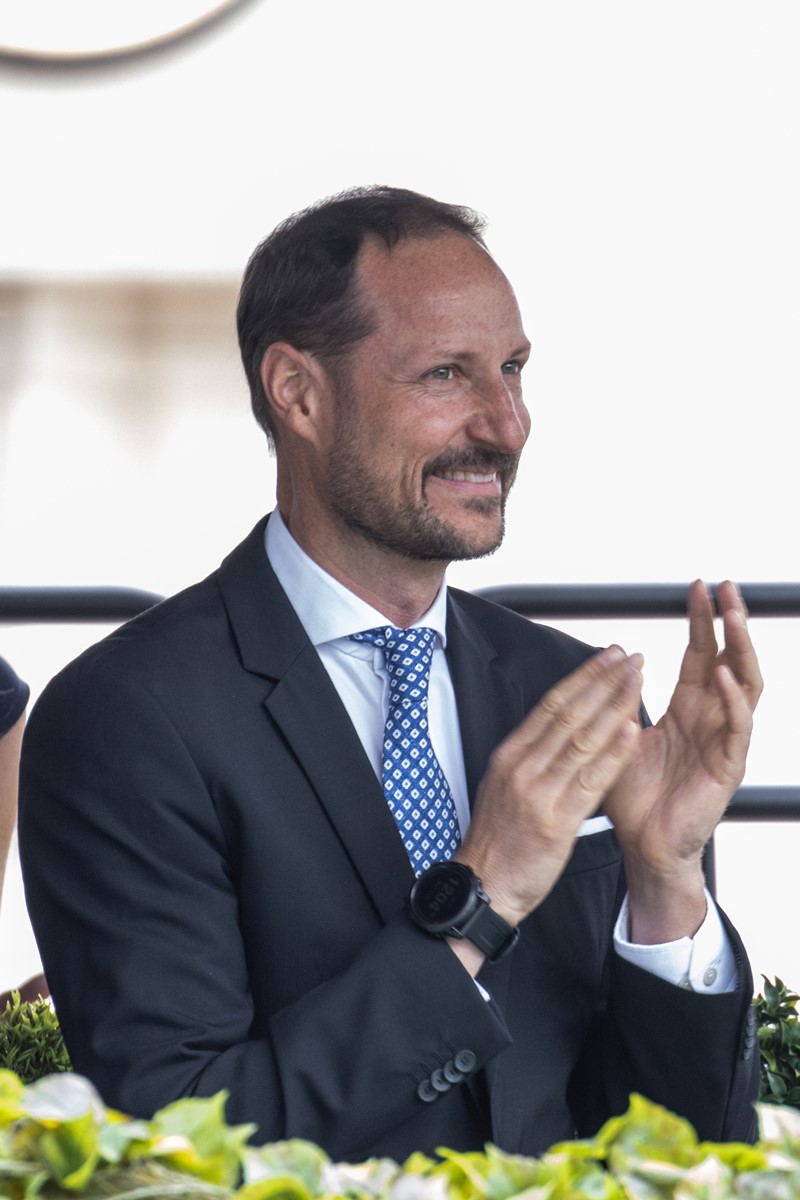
440;471;497;483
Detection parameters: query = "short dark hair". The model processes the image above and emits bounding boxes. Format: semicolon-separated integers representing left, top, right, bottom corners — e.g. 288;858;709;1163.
236;185;487;446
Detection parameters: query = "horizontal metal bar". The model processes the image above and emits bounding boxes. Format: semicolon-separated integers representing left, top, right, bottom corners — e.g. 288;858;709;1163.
0;586;165;623
474;582;800;619
5;582;800;624
724;786;800;821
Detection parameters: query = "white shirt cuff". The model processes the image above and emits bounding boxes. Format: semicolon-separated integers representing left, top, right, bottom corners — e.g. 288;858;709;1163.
613;889;737;993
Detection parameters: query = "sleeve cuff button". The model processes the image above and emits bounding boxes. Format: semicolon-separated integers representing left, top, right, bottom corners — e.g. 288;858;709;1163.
453;1048;477;1073
443;1059;465;1084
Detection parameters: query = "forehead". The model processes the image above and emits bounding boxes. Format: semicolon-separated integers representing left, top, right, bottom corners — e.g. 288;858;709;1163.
353;232;526;349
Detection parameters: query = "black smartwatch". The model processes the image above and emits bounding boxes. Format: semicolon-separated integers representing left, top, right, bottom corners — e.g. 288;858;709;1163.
408;861;519;962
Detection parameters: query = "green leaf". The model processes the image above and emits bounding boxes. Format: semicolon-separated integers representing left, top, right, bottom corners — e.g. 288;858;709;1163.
242;1139;329;1194
404;1151;439;1175
143;1091;255;1187
35;1110;99;1189
0;1071;25;1125
588;1094;700;1172
235;1178;314;1200
96;1116;154;1164
766;1071;789;1102
21;1073;105;1125
697;1140;768;1171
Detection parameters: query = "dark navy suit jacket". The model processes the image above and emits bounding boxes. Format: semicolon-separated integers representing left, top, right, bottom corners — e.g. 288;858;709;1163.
19;516;759;1161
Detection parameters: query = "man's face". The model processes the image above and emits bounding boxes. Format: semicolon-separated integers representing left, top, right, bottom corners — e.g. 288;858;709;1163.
318;232;531;564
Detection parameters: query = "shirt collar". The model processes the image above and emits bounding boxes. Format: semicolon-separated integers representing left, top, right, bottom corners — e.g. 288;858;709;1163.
264;509;449;649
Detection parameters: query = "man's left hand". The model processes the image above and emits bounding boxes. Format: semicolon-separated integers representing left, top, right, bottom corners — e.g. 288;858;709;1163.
604;579;763;944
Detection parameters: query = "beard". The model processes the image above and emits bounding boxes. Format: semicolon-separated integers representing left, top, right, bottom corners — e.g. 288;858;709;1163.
324;436;521;563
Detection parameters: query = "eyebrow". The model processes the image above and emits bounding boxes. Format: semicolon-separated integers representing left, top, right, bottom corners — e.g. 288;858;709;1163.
422;341;532;363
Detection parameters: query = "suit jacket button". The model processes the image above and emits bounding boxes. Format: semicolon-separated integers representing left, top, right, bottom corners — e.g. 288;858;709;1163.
443;1059;465;1084
417;1079;439;1103
453;1049;477;1074
431;1068;451;1093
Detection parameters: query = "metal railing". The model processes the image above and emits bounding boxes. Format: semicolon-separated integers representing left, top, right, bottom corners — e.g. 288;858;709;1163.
474;581;800;619
0;586;165;623
4;580;800;896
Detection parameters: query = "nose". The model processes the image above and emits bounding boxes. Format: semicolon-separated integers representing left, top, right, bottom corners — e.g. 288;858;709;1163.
467;373;530;454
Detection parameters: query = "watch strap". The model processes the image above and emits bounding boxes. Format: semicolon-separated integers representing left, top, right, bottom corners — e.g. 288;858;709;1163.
457;898;519;962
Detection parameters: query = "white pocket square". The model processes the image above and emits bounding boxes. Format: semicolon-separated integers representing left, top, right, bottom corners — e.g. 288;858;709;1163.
576;814;613;836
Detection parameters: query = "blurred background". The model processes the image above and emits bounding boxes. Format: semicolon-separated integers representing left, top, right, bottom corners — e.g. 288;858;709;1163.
1;0;797;995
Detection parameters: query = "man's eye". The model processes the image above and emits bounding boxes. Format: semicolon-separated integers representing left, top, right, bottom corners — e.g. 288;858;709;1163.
501;361;522;376
428;366;455;380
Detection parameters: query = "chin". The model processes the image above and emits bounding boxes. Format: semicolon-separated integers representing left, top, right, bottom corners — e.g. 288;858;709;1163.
424;517;505;563
440;506;505;556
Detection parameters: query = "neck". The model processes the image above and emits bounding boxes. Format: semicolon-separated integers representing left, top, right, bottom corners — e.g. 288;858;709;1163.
277;501;448;628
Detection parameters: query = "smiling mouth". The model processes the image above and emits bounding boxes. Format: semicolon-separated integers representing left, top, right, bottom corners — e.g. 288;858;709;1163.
424;449;519;493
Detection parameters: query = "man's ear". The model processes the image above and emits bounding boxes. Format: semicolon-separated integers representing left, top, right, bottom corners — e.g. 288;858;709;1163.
259;343;326;442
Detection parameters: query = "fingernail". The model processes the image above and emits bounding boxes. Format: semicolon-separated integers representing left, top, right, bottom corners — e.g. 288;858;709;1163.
603;645;626;663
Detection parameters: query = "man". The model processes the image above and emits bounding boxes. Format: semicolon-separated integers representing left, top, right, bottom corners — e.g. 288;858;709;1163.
19;186;762;1163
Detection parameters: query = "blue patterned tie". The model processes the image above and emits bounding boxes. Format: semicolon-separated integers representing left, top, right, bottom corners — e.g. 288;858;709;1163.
350;626;461;874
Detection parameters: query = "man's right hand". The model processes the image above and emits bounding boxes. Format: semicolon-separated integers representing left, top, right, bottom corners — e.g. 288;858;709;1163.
450;645;643;973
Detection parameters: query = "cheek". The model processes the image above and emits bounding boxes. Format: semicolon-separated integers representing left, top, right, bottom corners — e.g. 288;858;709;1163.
370;406;462;484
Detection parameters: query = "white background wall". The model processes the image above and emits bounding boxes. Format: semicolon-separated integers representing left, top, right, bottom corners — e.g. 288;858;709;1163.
1;1;798;994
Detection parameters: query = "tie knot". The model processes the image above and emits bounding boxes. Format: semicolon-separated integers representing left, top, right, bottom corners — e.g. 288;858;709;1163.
350;626;437;683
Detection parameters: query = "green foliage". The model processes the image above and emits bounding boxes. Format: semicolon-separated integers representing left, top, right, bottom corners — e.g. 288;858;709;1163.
2;1076;800;1199
754;976;800;1108
0;992;71;1084
0;1070;252;1197
2;977;800;1194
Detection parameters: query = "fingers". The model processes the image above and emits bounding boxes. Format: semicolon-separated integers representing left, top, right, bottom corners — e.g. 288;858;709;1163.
714;663;755;744
537;650;643;795
494;644;644;815
464;647;644;925
717;581;764;711
679;579;718;687
679;580;762;711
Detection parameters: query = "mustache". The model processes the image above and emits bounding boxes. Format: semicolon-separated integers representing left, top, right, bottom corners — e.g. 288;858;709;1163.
423;448;520;480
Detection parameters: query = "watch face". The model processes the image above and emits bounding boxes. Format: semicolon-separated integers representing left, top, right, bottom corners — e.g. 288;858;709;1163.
412;863;476;933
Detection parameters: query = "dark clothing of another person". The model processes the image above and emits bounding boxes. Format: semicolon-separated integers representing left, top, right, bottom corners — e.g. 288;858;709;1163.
0;657;28;736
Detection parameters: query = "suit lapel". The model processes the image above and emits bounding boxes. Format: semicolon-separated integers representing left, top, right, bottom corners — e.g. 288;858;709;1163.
217;517;413;924
264;648;414;921
445;590;526;818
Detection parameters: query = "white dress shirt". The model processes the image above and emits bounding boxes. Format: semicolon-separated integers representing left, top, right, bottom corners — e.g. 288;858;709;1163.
265;509;735;994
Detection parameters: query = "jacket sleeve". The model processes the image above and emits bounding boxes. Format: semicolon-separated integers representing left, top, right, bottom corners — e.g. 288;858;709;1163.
568;899;759;1144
